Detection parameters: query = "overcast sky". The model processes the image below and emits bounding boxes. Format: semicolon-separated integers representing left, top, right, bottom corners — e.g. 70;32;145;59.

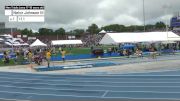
0;0;180;32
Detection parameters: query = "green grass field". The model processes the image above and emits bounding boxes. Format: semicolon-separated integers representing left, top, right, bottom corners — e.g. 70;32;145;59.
0;59;15;66
63;48;91;55
61;46;115;55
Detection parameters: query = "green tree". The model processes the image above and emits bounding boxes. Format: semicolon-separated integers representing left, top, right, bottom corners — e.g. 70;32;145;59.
146;24;155;31
87;24;100;34
55;28;66;36
125;25;137;32
21;28;32;35
155;21;166;30
102;24;125;32
136;26;144;32
20;28;33;36
73;29;85;35
38;28;53;35
32;32;40;36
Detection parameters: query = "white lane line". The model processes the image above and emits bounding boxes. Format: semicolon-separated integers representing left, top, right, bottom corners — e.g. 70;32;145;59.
0;98;30;101
0;76;167;80
0;90;101;98
0;84;106;92
0;89;180;100
1;73;180;78
0;76;179;83
0;83;180;93
1;82;180;88
92;70;180;76
0;79;178;86
0;78;179;87
0;77;39;81
107;91;180;93
102;96;180;100
1;79;180;86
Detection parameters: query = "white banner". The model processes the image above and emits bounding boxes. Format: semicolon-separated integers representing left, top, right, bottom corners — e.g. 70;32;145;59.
28;37;36;40
23;35;27;38
17;35;21;38
12;10;44;16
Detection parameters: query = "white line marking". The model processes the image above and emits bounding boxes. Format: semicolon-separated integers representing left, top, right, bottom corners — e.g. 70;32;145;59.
108;91;180;93
101;90;109;98
0;79;177;84
1;72;180;78
0;83;180;93
0;90;101;98
103;96;180;100
0;90;180;100
0;77;180;85
0;98;30;101
1;79;180;86
0;84;106;92
0;80;180;88
0;75;179;81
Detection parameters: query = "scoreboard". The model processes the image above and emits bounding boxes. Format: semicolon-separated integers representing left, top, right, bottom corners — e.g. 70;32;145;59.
5;6;45;22
171;16;180;28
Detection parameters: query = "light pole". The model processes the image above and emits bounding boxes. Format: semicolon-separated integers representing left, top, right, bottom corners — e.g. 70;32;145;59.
163;4;171;38
143;0;146;32
11;27;14;50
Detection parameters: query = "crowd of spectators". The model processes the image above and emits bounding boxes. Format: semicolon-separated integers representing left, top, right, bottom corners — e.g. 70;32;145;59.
81;34;104;47
25;34;104;47
173;30;180;36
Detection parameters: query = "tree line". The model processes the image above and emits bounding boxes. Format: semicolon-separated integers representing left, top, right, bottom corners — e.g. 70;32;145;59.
18;21;166;36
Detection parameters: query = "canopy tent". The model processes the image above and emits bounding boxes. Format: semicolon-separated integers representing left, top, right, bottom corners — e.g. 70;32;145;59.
13;43;29;46
13;38;24;43
99;30;106;34
0;34;13;38
122;44;135;48
5;42;12;46
99;32;180;44
0;38;4;41
161;41;176;44
30;39;47;47
51;40;83;45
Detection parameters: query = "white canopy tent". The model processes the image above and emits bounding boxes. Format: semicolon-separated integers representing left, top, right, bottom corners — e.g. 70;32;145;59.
0;34;13;38
5;42;12;46
51;40;83;45
99;32;180;44
99;30;106;34
30;39;47;47
0;38;4;41
161;41;176;44
13;43;29;46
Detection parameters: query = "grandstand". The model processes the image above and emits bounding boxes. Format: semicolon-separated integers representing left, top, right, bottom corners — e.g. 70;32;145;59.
0;34;28;47
81;33;104;47
171;15;180;35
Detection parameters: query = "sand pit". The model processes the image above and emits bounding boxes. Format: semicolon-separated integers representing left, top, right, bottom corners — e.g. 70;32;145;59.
37;59;180;75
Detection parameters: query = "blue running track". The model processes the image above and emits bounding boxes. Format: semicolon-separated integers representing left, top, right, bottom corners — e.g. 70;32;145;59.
0;70;180;101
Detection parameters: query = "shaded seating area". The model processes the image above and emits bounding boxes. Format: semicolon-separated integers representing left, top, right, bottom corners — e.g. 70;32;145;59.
99;31;180;58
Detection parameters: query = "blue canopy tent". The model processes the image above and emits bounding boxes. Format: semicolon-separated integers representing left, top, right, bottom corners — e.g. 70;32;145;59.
120;44;135;50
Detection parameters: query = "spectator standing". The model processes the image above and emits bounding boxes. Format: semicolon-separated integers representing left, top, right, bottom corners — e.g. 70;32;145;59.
59;47;62;51
3;51;9;64
108;48;112;56
149;47;156;59
46;50;51;68
61;49;66;62
27;50;33;69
